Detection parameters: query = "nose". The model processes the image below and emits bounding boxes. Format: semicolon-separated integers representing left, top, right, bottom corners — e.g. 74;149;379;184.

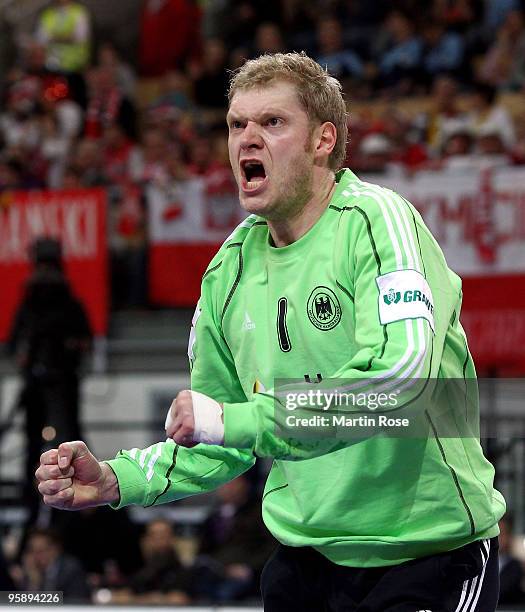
240;121;263;150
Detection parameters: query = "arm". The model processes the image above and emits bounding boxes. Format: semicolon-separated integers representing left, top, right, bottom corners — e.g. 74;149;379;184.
37;252;255;510
173;191;454;461
105;257;255;509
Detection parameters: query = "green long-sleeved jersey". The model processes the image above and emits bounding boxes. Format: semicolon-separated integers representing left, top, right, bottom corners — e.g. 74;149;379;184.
107;169;505;567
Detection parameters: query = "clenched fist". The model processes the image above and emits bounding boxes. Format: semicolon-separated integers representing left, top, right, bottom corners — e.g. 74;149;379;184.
35;441;120;510
165;390;224;447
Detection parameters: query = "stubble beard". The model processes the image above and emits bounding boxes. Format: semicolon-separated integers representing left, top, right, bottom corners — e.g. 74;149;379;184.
255;144;316;222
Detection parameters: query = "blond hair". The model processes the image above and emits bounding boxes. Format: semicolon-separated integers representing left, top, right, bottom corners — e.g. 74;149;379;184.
228;52;348;171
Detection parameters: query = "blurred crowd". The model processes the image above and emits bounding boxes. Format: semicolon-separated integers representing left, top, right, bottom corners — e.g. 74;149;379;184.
1;0;525;306
3;491;525;605
3;474;277;605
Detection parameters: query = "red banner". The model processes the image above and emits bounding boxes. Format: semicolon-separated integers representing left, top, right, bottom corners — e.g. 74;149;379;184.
0;189;108;341
376;168;525;373
147;176;245;306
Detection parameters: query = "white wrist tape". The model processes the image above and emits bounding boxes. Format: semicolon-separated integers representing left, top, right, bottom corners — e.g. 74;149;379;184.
191;390;224;445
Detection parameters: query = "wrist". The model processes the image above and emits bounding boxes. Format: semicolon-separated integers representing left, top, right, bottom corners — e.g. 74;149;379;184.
191;391;224;445
99;462;120;505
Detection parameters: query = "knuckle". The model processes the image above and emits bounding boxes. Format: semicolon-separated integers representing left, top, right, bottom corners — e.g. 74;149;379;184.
48;482;60;494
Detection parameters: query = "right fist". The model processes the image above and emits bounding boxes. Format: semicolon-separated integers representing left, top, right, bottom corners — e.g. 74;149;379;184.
35;441;117;510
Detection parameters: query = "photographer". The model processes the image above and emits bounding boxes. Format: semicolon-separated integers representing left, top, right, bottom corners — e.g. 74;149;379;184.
8;238;91;519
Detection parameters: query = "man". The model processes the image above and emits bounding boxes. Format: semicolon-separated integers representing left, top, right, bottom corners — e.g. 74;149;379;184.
36;52;504;611
9;237;91;536
18;528;90;602
497;515;525;604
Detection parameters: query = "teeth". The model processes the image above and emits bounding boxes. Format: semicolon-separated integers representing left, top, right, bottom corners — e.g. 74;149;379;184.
247;178;264;189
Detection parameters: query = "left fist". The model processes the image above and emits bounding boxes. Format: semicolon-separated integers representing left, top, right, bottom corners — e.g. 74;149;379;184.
165;390;224;447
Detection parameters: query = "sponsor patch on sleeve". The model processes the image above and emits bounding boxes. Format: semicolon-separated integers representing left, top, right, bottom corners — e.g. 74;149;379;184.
376;269;435;332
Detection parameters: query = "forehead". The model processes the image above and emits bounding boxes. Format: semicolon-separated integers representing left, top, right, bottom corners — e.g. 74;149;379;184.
228;80;305;117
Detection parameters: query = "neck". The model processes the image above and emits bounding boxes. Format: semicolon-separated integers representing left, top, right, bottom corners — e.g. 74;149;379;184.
268;171;336;247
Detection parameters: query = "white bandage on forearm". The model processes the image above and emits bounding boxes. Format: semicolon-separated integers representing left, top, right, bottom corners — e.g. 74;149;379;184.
191;391;224;445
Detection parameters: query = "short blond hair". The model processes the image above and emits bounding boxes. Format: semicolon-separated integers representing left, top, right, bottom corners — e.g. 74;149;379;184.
228;52;348;171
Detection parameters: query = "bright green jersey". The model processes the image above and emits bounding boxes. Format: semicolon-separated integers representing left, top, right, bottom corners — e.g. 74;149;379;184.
107;169;505;567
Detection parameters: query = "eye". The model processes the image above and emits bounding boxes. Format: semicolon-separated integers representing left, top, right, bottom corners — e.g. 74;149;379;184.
267;117;283;127
230;120;243;129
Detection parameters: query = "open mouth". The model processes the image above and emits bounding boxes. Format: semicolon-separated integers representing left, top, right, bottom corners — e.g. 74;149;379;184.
241;160;268;192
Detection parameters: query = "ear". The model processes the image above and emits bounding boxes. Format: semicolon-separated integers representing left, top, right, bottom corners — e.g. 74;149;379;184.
314;122;337;162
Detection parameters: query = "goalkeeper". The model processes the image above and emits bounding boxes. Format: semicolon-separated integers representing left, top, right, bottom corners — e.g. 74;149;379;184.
36;52;504;611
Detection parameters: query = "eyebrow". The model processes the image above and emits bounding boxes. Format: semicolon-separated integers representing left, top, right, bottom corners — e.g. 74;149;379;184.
226;109;289;123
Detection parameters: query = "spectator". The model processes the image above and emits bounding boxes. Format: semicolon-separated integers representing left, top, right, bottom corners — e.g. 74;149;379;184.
139;0;202;77
440;126;476;169
102;123;139;186
0;78;42;152
148;70;192;119
195;475;276;602
421;19;465;83
377;10;422;92
431;0;481;33
17;528;91;602
97;42;137;101
380;111;429;170
475;124;509;158
467;81;516;147
0;14;15;100
73;138;108;187
253;22;286;56
510;112;525;163
484;0;521;31
18;43;85;136
315;17;364;81
443;123;512;170
108;182;148;309
0;156;43;191
51;506;142;587
188;134;240;230
61;164;83;189
419;75;471;153
0;542;15;590
127;518;194;603
38;108;70;188
187;135;214;176
40;77;83;142
356;133;395;174
191;39;230;110
35;0;91;74
84;66;137;141
478;10;525;90
130;127;170;187
23;39;87;108
221;0;283;50
498;515;525;605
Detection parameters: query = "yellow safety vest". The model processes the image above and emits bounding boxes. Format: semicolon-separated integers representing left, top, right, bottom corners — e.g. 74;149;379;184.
40;3;90;72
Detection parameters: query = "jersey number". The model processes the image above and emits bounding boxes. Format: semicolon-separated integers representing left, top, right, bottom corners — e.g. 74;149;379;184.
277;297;291;352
